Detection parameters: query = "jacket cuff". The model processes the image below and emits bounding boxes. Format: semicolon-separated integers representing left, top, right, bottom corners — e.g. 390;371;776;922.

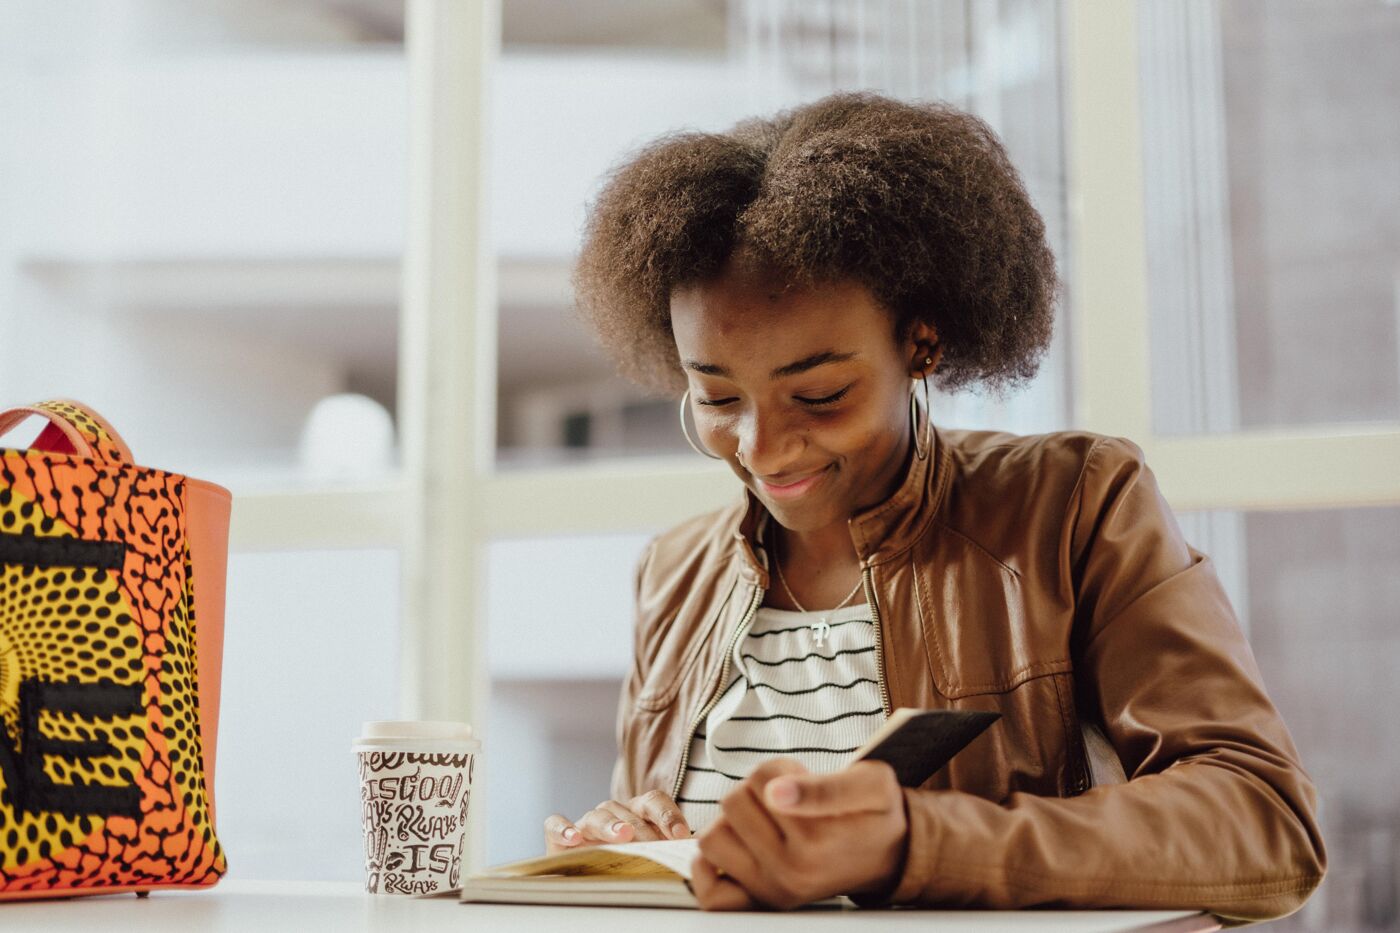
851;787;938;908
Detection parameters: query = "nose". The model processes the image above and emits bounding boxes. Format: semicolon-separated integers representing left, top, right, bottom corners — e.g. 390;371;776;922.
735;406;803;478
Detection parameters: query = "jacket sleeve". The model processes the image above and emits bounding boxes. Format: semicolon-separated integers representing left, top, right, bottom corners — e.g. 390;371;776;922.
880;436;1326;924
610;537;658;802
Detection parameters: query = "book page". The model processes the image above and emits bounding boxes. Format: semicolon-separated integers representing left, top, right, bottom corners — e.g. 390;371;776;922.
596;838;698;879
489;838;698;881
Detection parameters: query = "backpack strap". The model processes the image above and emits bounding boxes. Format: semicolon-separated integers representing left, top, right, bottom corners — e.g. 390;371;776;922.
0;399;134;465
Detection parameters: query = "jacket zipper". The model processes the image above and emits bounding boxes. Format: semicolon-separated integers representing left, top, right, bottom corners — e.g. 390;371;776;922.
670;582;764;801
862;565;892;718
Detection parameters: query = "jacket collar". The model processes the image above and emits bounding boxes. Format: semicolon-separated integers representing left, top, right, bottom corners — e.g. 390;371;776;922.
728;424;952;582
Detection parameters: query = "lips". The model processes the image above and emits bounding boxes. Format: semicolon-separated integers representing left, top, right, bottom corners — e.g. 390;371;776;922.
756;465;830;500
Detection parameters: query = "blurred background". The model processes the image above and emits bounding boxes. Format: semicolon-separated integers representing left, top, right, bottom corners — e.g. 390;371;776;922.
1;1;1397;928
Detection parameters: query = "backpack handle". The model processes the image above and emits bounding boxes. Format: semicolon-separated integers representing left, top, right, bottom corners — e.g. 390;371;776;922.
0;399;134;465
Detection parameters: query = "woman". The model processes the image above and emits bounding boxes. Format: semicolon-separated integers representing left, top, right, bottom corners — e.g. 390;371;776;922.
541;92;1325;922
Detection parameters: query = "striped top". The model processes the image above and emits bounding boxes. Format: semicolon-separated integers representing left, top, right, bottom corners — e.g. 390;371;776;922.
675;600;886;831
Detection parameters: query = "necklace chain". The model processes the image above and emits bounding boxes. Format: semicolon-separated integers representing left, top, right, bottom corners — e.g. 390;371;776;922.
772;527;864;613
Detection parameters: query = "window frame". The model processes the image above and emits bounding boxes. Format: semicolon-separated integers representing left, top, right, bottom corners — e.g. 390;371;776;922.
227;0;1400;873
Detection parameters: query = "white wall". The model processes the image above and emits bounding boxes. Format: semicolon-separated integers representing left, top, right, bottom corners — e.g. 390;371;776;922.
485;532;650;680
2;49;747;480
492;51;746;257
8;49;743;263
0;38;749;880
217;549;400;881
11;53;409;260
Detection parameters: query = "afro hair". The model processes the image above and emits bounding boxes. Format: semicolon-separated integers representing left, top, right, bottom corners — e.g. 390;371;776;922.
573;92;1058;396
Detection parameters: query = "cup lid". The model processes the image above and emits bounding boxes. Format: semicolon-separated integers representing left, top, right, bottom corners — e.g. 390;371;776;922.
359;720;475;742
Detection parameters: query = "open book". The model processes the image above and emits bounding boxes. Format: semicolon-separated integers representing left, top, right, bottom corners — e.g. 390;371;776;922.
458;838;849;909
460;708;999;909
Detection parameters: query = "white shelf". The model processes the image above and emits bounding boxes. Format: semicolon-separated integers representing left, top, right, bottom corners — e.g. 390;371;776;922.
232;483;404;551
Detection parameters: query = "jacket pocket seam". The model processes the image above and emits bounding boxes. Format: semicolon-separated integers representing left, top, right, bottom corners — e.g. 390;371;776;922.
912;527;1045;698
1050;671;1089;795
934;661;1074;698
911;564;954;698
933;521;1023;580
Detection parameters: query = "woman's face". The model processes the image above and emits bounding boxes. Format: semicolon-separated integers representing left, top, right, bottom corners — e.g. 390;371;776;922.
670;265;935;535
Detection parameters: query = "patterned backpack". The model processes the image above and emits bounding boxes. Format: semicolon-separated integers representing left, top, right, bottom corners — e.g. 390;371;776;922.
0;400;229;899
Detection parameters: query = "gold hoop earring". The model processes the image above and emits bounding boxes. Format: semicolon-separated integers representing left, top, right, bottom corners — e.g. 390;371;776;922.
909;374;932;461
679;390;722;460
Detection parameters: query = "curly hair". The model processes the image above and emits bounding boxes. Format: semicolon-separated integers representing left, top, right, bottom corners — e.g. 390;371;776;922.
573;92;1058;396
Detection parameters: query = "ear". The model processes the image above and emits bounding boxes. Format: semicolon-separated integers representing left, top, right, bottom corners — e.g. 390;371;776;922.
904;321;942;378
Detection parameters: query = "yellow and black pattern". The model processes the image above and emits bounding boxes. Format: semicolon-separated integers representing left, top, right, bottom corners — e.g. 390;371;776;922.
0;508;146;871
0;448;224;894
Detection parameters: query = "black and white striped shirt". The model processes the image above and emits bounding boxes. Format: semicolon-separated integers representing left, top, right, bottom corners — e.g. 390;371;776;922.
675;601;885;831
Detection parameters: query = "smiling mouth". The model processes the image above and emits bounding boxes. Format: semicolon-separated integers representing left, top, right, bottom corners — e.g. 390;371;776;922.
755;465;831;500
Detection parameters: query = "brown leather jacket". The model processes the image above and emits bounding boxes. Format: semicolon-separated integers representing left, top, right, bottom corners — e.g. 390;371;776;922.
611;427;1325;923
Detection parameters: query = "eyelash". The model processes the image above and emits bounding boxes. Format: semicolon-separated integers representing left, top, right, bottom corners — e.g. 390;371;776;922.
800;386;851;406
697;386;851;408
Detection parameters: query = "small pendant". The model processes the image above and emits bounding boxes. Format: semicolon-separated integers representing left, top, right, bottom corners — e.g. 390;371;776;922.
809;619;831;647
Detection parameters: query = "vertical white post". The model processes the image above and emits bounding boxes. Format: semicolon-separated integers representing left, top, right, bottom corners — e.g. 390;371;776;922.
1137;1;1250;633
401;0;498;873
399;0;497;729
1065;0;1153;440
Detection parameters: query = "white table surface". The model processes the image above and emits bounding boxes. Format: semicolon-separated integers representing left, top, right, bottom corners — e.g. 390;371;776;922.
3;880;1220;933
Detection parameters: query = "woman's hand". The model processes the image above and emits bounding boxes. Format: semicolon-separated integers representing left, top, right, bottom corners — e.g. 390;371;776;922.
544;790;691;855
691;759;909;911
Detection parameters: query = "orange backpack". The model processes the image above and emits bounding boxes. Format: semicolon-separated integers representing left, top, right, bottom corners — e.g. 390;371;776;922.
0;400;229;898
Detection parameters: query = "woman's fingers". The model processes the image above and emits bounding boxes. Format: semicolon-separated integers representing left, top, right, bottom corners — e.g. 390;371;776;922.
575;806;631;842
546;807;632;850
628;789;691;839
762;760;900;817
575;802;657;843
691;854;757;911
543;814;583;853
545;790;686;854
717;780;784;853
599;799;667;842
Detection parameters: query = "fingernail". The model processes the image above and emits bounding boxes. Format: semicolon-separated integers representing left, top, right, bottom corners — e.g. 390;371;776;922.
562;827;579;842
768;778;800;807
610;821;629;837
668;822;688;838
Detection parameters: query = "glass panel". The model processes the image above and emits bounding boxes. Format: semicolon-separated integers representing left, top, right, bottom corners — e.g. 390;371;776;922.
218;548;400;881
482;532;651;864
0;1;406;492
495;0;1072;467
1141;1;1400;435
483;678;623;867
1183;506;1399;931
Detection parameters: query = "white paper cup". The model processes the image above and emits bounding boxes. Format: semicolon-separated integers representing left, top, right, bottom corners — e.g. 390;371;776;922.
354;721;481;895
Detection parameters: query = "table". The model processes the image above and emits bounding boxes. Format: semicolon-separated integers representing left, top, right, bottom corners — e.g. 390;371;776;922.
4;881;1220;932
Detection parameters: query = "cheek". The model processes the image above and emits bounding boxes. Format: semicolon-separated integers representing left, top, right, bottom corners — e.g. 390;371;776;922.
695;410;740;453
824;401;905;455
823;414;907;479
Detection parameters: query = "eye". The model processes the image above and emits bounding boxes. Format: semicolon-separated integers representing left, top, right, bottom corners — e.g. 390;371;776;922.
695;396;737;407
795;386;851;406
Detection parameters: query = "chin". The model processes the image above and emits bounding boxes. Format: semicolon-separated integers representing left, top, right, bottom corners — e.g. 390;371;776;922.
754;492;844;533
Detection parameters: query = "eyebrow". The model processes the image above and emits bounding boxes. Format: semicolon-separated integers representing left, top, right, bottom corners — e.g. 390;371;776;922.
682;350;858;380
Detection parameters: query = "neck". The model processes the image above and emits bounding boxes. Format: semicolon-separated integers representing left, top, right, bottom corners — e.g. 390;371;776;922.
775;519;859;572
768;518;861;612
